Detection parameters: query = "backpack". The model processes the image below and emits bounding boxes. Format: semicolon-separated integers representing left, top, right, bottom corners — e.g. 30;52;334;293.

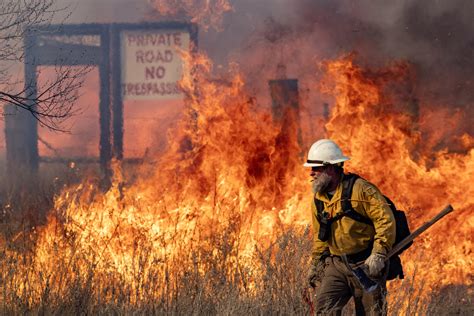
314;173;412;280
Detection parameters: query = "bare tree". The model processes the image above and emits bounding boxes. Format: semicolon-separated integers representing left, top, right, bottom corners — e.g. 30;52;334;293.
0;0;88;131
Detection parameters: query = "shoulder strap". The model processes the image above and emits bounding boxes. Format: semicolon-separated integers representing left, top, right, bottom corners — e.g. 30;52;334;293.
313;173;373;226
341;173;359;210
314;197;324;217
341;173;373;226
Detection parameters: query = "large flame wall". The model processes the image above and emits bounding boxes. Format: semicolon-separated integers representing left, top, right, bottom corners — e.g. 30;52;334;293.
22;52;472;311
1;0;473;309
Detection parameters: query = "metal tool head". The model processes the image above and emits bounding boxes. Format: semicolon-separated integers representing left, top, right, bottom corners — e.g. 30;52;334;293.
341;254;378;292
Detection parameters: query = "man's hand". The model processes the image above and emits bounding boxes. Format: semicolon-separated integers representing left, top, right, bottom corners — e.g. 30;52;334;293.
307;259;326;288
364;253;386;277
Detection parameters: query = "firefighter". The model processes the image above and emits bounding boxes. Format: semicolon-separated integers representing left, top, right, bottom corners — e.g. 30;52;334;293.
305;139;396;315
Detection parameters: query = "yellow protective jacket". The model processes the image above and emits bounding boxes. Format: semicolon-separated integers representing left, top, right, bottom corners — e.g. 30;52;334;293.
311;175;396;263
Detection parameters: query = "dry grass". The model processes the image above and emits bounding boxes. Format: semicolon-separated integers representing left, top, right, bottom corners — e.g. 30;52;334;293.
0;164;472;315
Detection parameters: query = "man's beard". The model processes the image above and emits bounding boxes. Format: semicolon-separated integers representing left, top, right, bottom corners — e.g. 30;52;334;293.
312;172;332;194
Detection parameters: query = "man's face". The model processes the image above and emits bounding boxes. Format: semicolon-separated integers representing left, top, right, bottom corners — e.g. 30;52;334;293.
310;165;335;194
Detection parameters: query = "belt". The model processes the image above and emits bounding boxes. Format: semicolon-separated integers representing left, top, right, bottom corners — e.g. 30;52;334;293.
333;244;373;264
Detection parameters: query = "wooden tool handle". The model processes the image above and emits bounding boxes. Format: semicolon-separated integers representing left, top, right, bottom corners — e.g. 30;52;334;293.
387;205;454;258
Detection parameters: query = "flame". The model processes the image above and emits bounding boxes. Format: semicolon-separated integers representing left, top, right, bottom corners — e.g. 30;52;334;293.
26;52;309;304
1;51;472;311
148;0;233;31
321;55;473;291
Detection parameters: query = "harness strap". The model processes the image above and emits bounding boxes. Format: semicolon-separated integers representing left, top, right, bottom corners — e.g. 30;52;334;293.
315;199;324;217
314;173;373;226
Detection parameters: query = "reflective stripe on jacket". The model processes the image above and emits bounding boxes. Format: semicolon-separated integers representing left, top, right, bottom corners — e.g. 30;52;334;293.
311;176;396;263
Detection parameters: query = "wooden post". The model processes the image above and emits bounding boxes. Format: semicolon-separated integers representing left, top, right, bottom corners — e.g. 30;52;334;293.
21;31;39;172
98;25;113;187
4;104;26;172
110;24;123;161
268;78;302;147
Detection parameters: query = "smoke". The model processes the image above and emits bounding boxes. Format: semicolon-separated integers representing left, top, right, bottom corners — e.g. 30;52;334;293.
297;0;474;141
51;0;474;109
52;0;149;23
195;0;473;148
40;0;474;149
210;0;473;96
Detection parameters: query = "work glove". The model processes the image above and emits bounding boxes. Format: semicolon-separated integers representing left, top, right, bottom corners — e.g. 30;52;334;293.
307;259;327;288
364;253;386;277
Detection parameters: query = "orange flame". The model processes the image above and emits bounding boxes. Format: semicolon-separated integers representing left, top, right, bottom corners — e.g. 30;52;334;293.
3;51;472;310
148;0;233;31
31;52;309;302
321;55;473;290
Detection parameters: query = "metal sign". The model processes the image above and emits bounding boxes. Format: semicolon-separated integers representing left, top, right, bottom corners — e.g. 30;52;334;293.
121;29;190;100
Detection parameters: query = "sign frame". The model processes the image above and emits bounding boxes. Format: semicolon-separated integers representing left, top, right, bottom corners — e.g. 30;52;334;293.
11;22;197;175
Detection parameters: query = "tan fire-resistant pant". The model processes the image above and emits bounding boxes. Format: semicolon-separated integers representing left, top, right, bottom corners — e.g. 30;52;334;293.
314;256;387;316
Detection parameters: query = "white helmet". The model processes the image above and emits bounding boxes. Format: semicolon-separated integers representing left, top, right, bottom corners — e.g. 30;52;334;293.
304;139;350;167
